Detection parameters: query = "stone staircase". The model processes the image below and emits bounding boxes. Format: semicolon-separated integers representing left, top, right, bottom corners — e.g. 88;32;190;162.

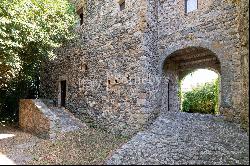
19;99;86;139
49;106;86;133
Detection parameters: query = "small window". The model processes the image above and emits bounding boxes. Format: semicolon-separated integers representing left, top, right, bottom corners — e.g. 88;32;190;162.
77;7;84;25
119;0;125;11
185;0;198;13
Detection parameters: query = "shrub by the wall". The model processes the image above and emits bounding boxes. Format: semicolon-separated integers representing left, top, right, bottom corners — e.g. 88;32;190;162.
182;79;219;114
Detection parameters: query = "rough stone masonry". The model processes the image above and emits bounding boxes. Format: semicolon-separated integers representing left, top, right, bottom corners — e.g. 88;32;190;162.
40;0;249;136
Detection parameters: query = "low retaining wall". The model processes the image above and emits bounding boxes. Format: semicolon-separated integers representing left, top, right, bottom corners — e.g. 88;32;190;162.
19;99;58;139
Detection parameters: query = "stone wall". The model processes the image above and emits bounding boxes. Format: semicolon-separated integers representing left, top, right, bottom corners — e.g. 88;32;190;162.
41;0;151;136
41;0;248;136
237;0;249;132
157;0;242;121
19;100;51;138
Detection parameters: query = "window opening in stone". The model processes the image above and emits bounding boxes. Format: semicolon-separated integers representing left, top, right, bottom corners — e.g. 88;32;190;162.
84;64;88;71
119;0;125;11
108;80;111;84
185;0;198;13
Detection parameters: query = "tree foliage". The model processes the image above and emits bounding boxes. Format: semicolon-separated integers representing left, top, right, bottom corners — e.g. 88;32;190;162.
0;0;77;123
182;79;219;114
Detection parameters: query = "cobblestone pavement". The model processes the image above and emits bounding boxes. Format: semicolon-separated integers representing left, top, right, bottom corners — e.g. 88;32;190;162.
106;112;249;165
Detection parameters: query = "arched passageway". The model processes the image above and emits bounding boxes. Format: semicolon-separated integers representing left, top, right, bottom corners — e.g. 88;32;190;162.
161;46;221;113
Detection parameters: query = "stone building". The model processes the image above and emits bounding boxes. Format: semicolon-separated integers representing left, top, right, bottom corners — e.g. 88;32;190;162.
41;0;249;135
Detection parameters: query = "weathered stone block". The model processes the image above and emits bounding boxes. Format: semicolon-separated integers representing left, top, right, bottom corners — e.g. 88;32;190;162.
19;99;51;139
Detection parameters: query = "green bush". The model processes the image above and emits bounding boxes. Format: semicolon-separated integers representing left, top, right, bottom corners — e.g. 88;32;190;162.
182;79;219;114
0;0;77;123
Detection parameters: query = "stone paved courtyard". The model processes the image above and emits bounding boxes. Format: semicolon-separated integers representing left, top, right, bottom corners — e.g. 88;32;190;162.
106;112;249;165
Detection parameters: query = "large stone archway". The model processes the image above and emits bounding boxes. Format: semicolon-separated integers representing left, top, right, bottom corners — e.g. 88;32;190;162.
158;40;235;113
161;46;222;113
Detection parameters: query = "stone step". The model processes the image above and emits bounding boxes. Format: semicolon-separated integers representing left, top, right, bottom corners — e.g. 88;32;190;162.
19;99;86;140
49;107;86;134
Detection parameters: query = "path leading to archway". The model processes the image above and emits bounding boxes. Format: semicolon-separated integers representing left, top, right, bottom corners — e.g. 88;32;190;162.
0;125;128;165
106;112;249;165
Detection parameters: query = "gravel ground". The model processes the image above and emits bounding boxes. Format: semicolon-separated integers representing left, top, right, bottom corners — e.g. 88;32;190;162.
1;111;249;165
0;125;129;165
106;111;249;165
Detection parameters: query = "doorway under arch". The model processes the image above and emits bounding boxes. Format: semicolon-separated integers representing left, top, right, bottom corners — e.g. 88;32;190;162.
161;46;221;113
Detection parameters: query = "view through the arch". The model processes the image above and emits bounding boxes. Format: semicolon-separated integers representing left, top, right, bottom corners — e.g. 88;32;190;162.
180;69;219;115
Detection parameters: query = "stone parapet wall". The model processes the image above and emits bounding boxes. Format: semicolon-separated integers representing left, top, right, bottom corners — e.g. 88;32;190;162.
19;99;52;139
19;99;58;138
19;99;86;138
